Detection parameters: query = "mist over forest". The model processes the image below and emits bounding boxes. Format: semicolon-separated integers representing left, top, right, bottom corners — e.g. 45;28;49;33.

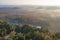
0;5;60;40
0;5;60;33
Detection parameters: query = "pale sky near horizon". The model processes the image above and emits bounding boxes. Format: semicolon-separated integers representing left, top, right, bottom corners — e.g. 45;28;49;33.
0;0;60;6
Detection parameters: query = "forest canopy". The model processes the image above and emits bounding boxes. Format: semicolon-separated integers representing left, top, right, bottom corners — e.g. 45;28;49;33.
0;21;60;40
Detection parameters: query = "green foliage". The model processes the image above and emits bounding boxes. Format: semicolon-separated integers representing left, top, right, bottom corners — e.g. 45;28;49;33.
0;21;58;40
55;33;60;39
0;21;14;37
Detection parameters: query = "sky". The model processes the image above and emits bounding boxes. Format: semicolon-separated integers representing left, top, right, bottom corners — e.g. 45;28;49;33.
0;0;60;6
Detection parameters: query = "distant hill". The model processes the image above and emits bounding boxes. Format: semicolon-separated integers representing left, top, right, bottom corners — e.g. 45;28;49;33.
0;5;60;33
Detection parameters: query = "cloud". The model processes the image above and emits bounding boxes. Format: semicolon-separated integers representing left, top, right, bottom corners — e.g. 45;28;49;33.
0;0;60;6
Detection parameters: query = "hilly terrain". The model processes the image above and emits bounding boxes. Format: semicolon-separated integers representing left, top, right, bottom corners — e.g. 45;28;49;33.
0;5;60;33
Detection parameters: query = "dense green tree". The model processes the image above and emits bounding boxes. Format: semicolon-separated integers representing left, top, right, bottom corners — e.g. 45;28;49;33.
0;21;58;40
55;33;60;39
